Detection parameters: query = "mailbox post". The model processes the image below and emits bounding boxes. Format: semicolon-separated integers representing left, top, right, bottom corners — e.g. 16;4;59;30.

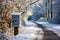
12;12;20;36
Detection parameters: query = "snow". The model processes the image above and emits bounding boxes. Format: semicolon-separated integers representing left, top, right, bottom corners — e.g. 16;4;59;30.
9;36;34;40
11;12;21;15
9;21;44;40
37;17;46;22
8;21;60;40
35;21;60;37
25;21;37;27
0;29;8;40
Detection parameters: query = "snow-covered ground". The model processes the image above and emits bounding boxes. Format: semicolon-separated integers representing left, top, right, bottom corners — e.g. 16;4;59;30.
9;21;44;40
35;21;60;37
8;21;60;40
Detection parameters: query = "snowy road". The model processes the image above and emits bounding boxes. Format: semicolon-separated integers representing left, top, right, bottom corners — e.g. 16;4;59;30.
9;21;60;40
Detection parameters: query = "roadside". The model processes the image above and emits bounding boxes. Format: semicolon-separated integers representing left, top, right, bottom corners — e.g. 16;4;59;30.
33;21;60;40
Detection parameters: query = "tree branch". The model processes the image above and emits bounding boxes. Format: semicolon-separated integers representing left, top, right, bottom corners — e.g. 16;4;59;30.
21;0;39;14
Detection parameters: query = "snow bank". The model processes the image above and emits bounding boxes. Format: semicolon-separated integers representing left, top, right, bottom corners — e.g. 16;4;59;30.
25;21;38;27
9;21;44;40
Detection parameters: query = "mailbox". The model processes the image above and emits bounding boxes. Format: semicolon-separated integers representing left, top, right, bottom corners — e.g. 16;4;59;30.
11;12;20;35
12;15;19;27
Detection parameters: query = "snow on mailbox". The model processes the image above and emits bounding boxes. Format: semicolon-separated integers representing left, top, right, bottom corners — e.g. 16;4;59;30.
12;12;20;27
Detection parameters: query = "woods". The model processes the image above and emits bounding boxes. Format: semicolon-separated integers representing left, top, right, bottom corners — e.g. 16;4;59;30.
0;0;60;40
0;0;39;39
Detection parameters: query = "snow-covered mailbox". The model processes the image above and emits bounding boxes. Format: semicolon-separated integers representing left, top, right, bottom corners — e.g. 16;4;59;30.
11;12;20;35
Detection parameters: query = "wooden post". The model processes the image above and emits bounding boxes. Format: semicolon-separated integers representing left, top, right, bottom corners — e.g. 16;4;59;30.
12;14;20;36
14;27;18;36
